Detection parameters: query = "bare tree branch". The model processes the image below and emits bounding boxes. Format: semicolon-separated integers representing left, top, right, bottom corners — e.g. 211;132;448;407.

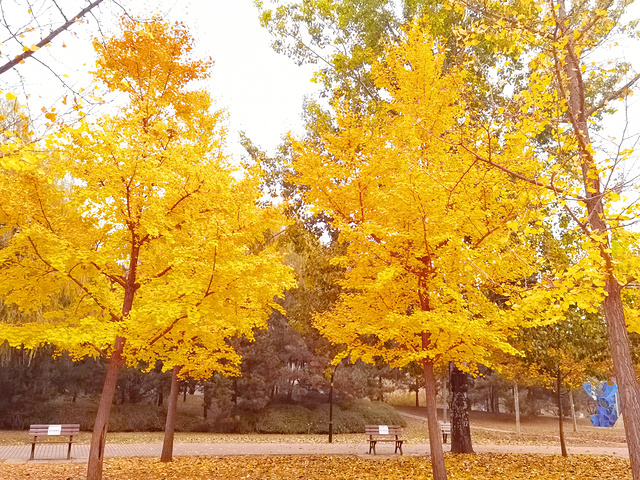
587;73;640;117
0;0;107;77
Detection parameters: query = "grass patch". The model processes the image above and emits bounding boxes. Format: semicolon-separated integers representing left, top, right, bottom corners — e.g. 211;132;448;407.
0;417;422;447
395;406;627;447
0;454;631;479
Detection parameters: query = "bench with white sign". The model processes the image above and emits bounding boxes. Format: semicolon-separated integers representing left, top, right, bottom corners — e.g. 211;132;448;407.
440;422;451;443
28;424;80;460
365;424;404;455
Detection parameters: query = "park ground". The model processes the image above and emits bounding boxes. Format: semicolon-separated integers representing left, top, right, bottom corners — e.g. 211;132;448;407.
0;406;626;448
0;455;631;479
0;406;632;479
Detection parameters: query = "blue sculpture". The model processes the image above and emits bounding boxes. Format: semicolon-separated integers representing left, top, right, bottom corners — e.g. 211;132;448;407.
583;382;618;427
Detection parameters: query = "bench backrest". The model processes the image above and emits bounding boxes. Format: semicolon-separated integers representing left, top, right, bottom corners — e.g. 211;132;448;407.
365;425;403;436
29;424;80;436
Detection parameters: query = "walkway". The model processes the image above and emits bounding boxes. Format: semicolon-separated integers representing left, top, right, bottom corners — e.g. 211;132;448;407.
0;440;630;464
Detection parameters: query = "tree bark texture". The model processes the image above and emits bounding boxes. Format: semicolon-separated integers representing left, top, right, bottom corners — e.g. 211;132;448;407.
161;366;181;462
450;364;474;454
514;381;521;435
86;336;125;480
423;359;447;480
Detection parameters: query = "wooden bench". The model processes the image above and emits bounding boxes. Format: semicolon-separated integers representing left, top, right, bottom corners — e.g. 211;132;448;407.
440;422;451;443
29;424;80;460
365;424;404;455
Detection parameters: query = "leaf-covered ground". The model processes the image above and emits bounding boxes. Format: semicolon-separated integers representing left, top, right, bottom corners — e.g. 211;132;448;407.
0;455;631;479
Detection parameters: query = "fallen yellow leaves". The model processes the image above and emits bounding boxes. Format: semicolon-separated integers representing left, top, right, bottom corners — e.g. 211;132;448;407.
0;454;631;479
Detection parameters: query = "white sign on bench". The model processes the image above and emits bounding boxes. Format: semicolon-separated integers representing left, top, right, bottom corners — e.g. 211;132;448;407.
378;425;389;435
47;425;62;436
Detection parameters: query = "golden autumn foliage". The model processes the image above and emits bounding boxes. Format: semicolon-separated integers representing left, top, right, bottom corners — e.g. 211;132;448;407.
0;17;294;377
0;454;631;480
292;24;548;372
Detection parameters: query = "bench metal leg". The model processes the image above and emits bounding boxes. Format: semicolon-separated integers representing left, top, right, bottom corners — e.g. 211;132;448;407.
395;441;403;455
67;437;73;459
369;440;376;455
30;439;36;460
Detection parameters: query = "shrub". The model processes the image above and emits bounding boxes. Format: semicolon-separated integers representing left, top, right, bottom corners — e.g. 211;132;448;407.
255;405;314;434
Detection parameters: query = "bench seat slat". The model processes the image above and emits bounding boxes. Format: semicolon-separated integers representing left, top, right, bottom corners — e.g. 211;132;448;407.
28;424;80;460
29;424;80;436
365;425;404;455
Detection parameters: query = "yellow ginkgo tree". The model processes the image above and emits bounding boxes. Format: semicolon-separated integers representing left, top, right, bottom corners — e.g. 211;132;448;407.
0;18;293;480
435;0;640;476
291;25;550;480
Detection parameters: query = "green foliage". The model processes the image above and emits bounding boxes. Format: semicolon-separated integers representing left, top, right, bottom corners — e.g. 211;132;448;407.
251;401;404;434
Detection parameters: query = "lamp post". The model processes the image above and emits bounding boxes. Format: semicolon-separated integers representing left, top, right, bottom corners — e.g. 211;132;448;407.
328;361;342;443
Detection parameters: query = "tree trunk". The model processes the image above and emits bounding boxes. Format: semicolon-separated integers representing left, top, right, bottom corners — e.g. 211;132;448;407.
416;377;420;407
556;2;640;476
514;381;521;435
450;364;474;454
183;383;187;402
86;242;139;480
557;371;567;457
424;359;447;480
161;366;181;462
492;386;499;414
86;336;125;480
569;390;577;433
329;367;336;443
604;281;640;470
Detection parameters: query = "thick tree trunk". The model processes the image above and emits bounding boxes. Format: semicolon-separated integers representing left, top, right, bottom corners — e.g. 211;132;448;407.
86;243;139;480
450;364;474;454
86;336;125;480
514;381;521;435
161;366;181;462
604;280;640;472
424;359;447;480
557;372;567;457
569;390;577;433
556;2;640;476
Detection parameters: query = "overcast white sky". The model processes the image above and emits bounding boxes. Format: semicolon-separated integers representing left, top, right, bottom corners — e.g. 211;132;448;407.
1;0;318;158
2;0;639;165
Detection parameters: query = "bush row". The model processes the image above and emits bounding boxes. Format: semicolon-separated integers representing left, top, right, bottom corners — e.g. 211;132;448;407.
3;398;405;433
